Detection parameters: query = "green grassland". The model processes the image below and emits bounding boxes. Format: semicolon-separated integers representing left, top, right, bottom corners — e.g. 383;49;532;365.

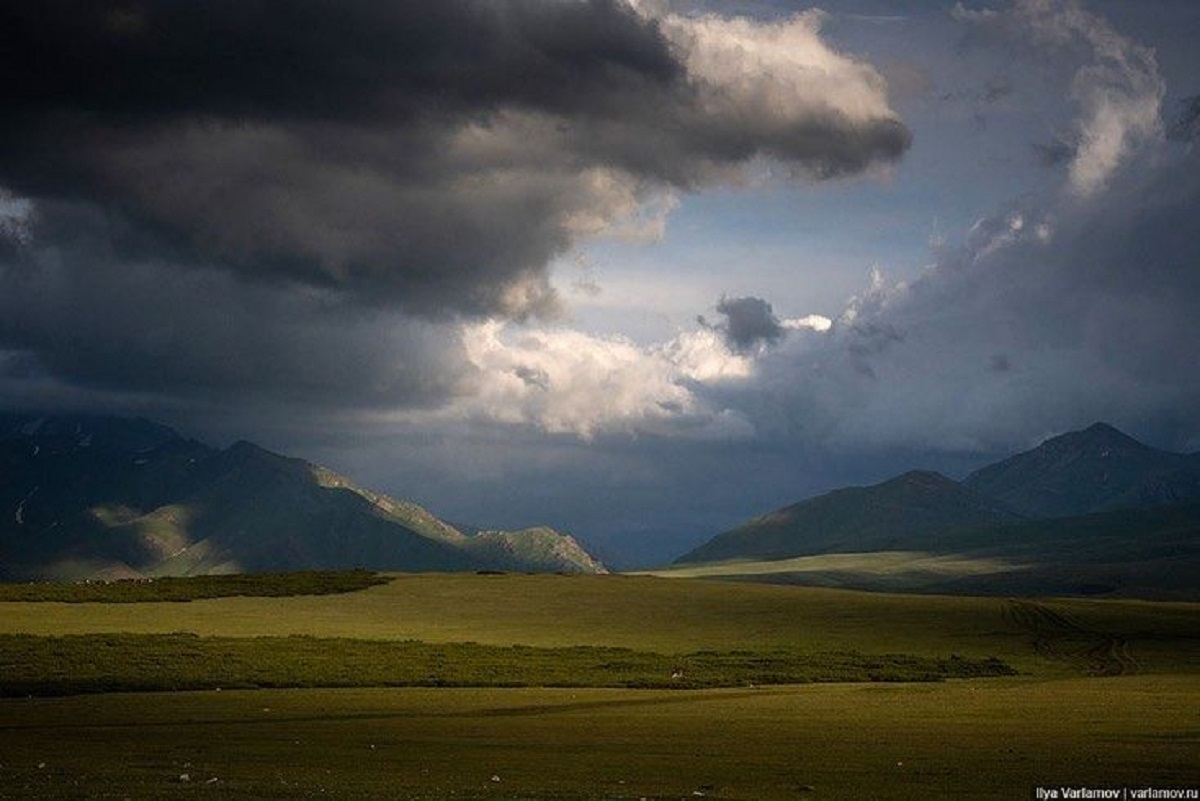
2;678;1197;799
1;572;1198;798
3;572;1198;673
645;545;1200;601
0;633;1013;697
643;550;1033;594
0;569;389;603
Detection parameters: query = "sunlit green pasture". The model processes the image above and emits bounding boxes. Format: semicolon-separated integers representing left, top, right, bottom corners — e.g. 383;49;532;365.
2;573;1198;675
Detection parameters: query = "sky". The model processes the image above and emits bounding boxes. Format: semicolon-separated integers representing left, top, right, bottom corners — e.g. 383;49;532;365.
2;0;1199;566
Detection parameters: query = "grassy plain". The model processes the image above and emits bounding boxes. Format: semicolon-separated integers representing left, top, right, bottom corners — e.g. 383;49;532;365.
640;551;1031;590
1;573;1198;798
0;569;389;603
643;548;1200;600
0;633;1011;696
2;678;1197;799
2;573;1198;673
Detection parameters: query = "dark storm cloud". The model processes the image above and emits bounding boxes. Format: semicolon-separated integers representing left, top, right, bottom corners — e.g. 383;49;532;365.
0;0;678;123
0;201;466;412
0;0;677;318
701;296;785;352
0;0;911;416
0;0;910;318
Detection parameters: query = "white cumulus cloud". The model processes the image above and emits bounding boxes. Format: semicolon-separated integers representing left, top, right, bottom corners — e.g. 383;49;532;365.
450;321;755;440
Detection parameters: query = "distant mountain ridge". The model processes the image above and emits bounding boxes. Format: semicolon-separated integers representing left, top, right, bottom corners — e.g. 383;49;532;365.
679;470;1019;564
673;422;1200;598
0;413;605;580
963;422;1200;517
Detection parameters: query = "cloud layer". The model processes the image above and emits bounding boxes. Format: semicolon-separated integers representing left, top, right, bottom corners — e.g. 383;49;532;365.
428;0;1200;455
448;135;1200;456
954;0;1164;196
0;0;909;416
0;0;907;315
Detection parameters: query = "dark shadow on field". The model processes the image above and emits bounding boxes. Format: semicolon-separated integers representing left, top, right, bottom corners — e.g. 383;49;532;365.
0;686;800;733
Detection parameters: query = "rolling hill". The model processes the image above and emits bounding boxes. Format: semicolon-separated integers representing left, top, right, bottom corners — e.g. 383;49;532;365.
0;413;604;579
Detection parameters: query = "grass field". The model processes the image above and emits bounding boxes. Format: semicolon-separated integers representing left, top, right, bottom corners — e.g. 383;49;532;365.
0;633;1013;696
1;678;1197;799
1;572;1198;798
3;573;1198;673
0;570;389;603
641;549;1200;600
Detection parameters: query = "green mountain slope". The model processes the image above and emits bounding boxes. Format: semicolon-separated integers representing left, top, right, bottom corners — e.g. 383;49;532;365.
464;526;607;574
675;470;1020;564
0;413;604;579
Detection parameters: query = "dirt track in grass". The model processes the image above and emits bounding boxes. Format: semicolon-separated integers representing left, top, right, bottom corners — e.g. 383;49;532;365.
1004;599;1139;676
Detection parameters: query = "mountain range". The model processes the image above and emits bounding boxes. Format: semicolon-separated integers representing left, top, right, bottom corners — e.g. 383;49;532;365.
673;423;1200;598
0;413;605;580
5;413;1199;597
